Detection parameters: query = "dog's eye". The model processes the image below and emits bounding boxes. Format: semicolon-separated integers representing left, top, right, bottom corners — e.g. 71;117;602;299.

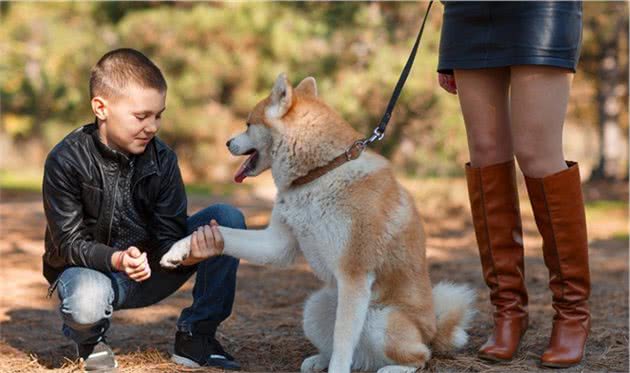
246;122;251;128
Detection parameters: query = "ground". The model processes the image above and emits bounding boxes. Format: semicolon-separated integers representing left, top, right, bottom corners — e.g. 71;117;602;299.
0;175;627;372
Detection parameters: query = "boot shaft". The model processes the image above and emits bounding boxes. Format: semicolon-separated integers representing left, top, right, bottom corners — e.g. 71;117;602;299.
524;161;591;367
524;161;590;322
465;159;528;317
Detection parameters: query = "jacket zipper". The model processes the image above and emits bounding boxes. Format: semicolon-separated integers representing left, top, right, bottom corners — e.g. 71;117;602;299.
131;169;156;197
107;171;121;245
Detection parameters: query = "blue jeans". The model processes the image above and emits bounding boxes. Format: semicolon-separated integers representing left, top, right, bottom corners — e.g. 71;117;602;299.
56;204;244;345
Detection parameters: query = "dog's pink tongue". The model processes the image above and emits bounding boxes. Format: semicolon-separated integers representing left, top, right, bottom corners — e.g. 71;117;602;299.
234;162;248;183
233;154;253;183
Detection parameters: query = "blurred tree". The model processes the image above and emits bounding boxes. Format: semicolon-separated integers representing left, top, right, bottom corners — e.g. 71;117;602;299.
91;1;171;24
0;2;626;181
1;3;105;142
581;2;629;180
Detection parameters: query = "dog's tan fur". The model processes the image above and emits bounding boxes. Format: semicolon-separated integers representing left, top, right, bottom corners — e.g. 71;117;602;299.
162;74;475;373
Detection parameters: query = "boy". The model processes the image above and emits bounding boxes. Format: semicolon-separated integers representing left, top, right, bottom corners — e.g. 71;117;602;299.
43;48;241;371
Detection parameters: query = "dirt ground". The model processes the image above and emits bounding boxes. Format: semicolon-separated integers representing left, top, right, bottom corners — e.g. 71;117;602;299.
0;176;628;373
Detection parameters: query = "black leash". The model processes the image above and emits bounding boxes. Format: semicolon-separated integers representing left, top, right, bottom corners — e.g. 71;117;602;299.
292;1;435;187
346;0;434;159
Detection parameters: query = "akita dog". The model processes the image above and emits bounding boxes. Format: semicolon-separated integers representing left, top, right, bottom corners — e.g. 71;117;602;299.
161;74;476;373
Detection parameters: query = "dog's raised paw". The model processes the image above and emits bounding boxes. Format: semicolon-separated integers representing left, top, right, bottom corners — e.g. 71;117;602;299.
159;252;186;269
300;355;328;373
160;239;191;269
159;257;179;269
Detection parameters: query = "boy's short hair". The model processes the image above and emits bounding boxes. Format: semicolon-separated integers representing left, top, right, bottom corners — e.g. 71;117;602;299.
89;48;167;100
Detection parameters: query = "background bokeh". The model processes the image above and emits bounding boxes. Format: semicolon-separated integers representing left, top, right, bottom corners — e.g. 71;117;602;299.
0;3;628;372
1;2;628;184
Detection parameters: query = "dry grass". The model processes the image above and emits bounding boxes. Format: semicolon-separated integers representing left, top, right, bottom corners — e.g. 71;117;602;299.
1;179;627;372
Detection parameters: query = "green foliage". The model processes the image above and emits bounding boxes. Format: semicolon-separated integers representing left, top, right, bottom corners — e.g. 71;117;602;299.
0;169;42;192
1;2;627;181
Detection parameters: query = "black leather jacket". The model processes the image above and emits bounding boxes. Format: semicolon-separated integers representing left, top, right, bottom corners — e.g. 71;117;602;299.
42;123;187;284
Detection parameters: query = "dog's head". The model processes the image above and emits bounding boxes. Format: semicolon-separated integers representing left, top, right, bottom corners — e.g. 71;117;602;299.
227;73;358;185
227;73;316;183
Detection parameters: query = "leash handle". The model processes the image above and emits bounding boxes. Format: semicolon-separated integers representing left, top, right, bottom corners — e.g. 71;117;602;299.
363;0;434;147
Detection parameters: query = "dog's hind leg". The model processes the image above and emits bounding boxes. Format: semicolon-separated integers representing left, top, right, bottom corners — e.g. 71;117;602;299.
301;287;336;372
379;310;433;372
328;274;374;373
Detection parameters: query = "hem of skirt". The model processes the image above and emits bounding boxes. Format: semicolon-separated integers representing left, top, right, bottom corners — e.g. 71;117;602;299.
437;56;577;74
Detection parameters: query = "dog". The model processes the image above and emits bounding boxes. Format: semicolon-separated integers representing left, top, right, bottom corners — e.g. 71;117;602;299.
161;73;476;373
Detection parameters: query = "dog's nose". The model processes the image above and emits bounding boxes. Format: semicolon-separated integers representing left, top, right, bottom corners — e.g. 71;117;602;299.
226;139;232;148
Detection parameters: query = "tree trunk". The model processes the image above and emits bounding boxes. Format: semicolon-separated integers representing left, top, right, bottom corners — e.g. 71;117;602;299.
590;19;627;181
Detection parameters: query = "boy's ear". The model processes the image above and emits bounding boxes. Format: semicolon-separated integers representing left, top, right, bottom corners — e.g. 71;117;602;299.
295;76;318;97
266;73;293;119
91;97;108;121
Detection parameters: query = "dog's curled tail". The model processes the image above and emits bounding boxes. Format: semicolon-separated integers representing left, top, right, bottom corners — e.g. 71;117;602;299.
431;281;476;353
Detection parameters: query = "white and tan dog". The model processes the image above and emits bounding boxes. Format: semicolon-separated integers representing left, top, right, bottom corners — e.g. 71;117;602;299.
161;74;475;373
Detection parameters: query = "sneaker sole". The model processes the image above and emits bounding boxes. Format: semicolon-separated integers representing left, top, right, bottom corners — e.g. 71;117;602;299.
172;354;241;371
171;354;201;368
81;357;119;372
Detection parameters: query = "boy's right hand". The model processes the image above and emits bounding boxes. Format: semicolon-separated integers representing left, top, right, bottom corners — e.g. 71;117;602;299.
112;246;151;282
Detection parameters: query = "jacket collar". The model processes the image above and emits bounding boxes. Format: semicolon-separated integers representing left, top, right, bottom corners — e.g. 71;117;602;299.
86;121;158;175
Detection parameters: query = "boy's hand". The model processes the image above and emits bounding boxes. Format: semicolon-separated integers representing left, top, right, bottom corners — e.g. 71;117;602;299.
112;246;151;282
181;220;224;266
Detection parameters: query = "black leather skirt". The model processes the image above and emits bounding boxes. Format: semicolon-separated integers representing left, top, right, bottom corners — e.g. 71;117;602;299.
438;1;583;74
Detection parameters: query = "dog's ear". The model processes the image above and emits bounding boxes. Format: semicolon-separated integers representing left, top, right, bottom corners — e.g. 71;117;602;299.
267;73;294;119
295;77;318;97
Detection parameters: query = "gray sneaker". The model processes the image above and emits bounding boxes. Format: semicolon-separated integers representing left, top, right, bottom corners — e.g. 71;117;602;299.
77;340;118;372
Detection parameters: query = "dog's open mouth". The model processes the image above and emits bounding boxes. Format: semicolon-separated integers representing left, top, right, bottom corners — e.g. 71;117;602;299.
234;148;259;183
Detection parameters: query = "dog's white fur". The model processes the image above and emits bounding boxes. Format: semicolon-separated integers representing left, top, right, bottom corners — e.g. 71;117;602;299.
161;74;476;373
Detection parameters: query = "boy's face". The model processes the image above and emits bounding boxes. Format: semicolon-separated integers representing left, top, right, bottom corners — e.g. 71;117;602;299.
92;83;166;155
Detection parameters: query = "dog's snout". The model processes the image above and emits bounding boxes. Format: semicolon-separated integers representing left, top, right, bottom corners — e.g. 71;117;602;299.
226;139;232;148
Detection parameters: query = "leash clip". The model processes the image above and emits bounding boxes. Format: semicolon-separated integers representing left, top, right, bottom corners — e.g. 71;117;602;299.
367;127;385;144
346;127;384;161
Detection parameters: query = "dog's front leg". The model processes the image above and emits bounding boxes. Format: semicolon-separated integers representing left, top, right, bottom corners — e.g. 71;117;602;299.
160;213;298;268
328;274;374;373
219;220;298;265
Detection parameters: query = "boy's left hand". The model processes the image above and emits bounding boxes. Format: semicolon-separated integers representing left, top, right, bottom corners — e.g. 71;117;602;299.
181;220;224;266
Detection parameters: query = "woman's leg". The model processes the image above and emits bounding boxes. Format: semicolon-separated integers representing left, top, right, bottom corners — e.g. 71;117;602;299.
510;65;571;177
454;68;528;362
454;67;514;167
511;65;590;368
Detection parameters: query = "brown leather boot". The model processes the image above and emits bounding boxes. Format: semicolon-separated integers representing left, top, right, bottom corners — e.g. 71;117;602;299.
466;160;529;362
524;161;591;368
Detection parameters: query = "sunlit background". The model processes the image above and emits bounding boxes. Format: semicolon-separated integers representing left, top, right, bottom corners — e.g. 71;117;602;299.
0;3;628;372
1;2;627;187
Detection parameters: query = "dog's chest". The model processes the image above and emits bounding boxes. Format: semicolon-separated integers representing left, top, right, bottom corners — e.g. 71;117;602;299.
277;191;349;283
